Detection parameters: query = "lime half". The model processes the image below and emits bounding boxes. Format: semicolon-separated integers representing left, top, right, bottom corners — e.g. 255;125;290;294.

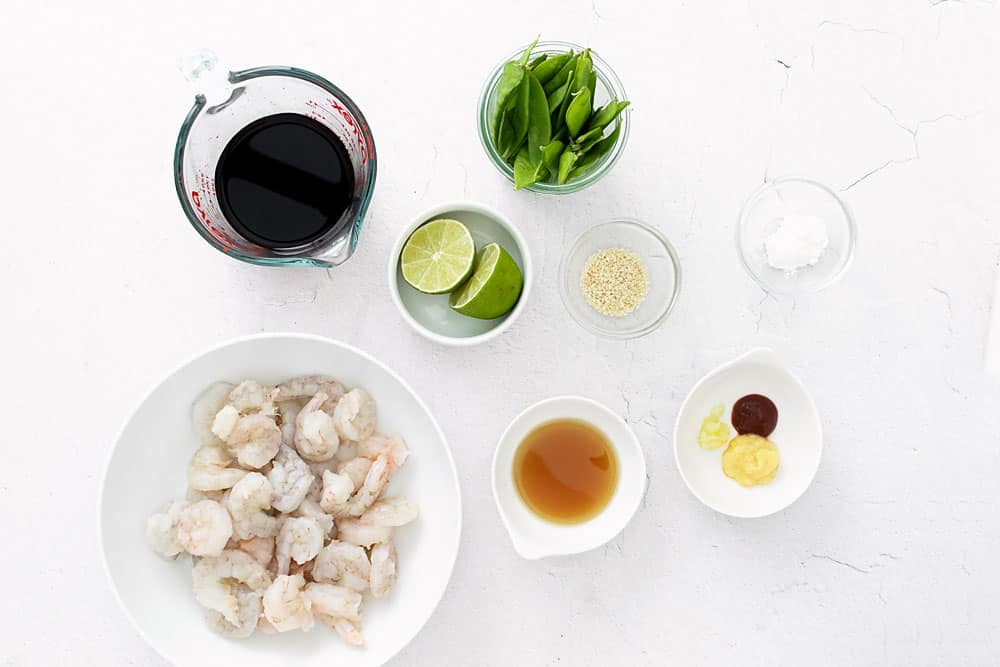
449;243;523;319
400;219;476;294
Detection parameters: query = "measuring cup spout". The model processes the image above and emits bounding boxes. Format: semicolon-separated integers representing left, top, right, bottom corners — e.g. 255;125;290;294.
178;49;235;108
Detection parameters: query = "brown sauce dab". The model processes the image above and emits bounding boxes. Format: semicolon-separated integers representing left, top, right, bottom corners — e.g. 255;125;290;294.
513;419;618;524
731;394;778;437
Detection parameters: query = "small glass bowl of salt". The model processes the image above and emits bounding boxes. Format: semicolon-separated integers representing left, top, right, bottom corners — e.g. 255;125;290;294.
736;177;856;295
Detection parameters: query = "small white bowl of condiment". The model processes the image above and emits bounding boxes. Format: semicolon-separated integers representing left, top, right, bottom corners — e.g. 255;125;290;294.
736;177;855;295
492;396;647;559
559;219;681;339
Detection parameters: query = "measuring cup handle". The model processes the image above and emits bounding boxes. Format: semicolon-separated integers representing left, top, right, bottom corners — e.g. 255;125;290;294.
178;49;233;105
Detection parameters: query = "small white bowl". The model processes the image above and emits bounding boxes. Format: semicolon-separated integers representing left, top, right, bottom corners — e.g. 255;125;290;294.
492;396;646;560
388;201;533;346
673;348;823;518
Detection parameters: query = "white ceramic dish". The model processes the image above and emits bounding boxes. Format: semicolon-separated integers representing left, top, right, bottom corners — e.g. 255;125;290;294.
492;396;646;559
388;200;532;346
100;333;462;667
673;348;822;518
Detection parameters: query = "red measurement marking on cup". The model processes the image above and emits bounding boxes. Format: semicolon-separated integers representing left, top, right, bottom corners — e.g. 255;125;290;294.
191;190;233;252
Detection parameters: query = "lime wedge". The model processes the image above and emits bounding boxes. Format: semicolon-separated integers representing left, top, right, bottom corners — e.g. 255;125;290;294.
400;219;476;294
449;243;523;319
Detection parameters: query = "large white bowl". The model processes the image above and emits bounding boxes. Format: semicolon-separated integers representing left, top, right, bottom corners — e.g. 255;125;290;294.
673;348;823;518
100;333;462;667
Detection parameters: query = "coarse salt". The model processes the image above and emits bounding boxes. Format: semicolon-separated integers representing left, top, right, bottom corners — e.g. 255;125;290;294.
764;214;829;271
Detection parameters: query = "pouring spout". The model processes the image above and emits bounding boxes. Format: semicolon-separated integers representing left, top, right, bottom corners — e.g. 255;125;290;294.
178;49;233;107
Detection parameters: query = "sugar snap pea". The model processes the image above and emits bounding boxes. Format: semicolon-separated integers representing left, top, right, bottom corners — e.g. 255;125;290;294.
531;52;572;87
503;76;531;160
586;71;597;105
525;72;551;165
519;36;540;67
528;53;548;69
513;147;535;190
492;62;525;142
543;52;577;95
565;87;593;138
568;120;621;179
584;99;630;133
570;49;592;96
551;70;575;134
557;149;578;185
572;125;606;152
546;70;573;115
541;139;564;173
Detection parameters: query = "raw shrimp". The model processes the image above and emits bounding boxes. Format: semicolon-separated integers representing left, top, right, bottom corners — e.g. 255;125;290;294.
276;375;345;410
303;583;363;622
336;457;372;490
360;497;419;527
237;536;274;566
188;445;247;492
332;388;377;442
262;574;314;632
191;382;235;444
186;487;225;503
335;440;358;462
228;379;278;416
276;400;301;447
192;550;272;625
342;454;391;517
357;433;410;470
312;540;370;592
294;393;340;462
369;541;397;598
267;445;314;513
319;470;354;516
146;499;189;558
315;614;365;646
226;473;280;540
206;584;262;638
293;497;336;538
275;517;324;575
211;405;240;441
176;499;233;557
336;517;393;548
226;414;282;469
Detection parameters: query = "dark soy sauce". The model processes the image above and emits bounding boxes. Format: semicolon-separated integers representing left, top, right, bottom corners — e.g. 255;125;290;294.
215;113;355;249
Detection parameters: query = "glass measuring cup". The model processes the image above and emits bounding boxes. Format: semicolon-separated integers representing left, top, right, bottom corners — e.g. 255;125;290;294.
174;56;376;267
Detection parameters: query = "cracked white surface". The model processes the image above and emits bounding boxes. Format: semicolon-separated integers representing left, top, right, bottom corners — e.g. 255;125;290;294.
2;0;999;664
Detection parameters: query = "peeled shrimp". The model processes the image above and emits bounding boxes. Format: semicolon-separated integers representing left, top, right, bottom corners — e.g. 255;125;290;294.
275;517;324;575
335;440;358;462
303;582;363;622
211;405;240;441
262;574;314;632
276;375;345;411
293;497;336;538
342;454;391;517
267;445;313;513
312;540;370;592
369;540;398;598
294;393;340;462
276;400;302;447
330;617;365;646
336;517;393;548
146;499;189;558
226;414;281;469
319;470;354;515
191;382;235;445
357;433;409;469
188;445;247;492
226;473;279;540
332;388;376;442
192;549;272;625
206;584;262;638
176;499;233;557
360;497;419;527
236;536;274;566
336;457;372;490
228;379;278;416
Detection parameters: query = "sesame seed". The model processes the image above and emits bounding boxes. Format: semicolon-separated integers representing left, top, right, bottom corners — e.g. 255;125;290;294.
580;248;649;317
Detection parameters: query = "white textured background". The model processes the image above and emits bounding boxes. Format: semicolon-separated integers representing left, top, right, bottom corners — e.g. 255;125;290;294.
2;0;999;664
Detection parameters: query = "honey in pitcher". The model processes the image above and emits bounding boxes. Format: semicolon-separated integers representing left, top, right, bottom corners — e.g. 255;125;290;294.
513;419;618;524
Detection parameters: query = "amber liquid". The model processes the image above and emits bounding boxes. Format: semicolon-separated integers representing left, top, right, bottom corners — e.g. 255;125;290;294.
513;419;619;524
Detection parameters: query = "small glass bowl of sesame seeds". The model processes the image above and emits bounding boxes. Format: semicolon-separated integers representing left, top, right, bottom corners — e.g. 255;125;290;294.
559;219;681;339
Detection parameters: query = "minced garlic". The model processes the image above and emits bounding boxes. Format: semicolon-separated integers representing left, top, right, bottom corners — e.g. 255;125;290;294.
580;248;649;317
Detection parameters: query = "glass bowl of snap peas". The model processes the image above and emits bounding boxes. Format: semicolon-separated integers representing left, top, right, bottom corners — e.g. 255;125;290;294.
478;39;631;194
